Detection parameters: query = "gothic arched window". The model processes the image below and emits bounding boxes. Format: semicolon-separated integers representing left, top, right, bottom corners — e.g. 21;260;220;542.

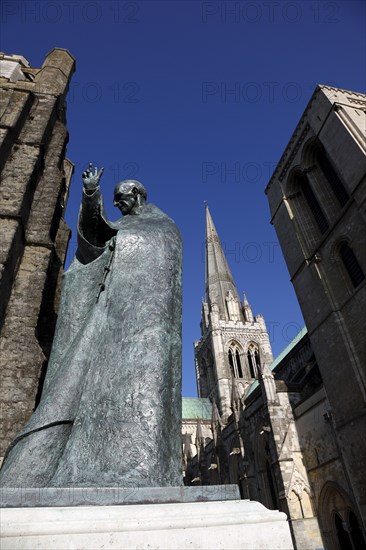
235;349;243;378
248;352;255;378
335;513;352;550
286;168;328;255
247;343;260;378
299;173;329;235
348;510;366;549
228;349;234;370
317;150;349;207
339;243;365;288
227;343;244;378
318;482;366;550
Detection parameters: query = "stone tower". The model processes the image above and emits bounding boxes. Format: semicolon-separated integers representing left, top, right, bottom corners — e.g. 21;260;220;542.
194;206;273;421
265;85;366;533
0;49;75;458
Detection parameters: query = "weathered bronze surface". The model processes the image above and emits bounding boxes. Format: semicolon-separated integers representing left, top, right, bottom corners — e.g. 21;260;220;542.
0;165;182;488
0;485;240;508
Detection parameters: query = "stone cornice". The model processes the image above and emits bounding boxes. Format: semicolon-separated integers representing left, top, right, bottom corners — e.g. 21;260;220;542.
278;124;310;182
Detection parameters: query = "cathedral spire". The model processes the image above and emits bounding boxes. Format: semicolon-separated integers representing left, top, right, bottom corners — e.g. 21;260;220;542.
205;205;243;321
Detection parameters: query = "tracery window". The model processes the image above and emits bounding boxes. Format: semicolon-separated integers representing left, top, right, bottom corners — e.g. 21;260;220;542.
247;343;260;378
339;243;365;289
228;343;243;378
318;482;366;550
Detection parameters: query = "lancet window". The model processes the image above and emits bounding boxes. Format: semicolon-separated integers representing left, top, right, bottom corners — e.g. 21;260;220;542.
339;242;365;288
300;141;349;225
317;150;349;207
333;512;365;550
286;168;328;254
247;343;260;378
228;343;244;378
318;482;366;550
299;173;329;235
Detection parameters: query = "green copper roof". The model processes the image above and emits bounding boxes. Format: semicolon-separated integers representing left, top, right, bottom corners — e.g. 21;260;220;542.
246;326;308;397
182;397;212;420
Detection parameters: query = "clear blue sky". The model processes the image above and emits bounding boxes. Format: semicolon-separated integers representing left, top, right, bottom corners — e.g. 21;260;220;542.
1;1;365;396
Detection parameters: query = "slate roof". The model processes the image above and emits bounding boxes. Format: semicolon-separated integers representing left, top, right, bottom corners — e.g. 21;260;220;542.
182;397;212;420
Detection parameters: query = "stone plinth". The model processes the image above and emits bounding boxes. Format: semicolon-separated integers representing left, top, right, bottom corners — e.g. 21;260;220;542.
0;485;240;508
1;498;294;550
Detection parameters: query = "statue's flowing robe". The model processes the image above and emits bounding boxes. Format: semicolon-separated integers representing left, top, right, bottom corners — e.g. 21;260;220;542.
0;187;182;487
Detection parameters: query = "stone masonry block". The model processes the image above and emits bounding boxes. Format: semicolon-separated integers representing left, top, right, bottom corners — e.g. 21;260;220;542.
0;127;9;151
0;217;23;324
0;246;51;455
18;96;57;146
43;48;75;76
26;121;68;244
0;90;34;172
0;144;41;220
0;89;33;130
0;218;21;269
42;48;75;82
34;68;73;96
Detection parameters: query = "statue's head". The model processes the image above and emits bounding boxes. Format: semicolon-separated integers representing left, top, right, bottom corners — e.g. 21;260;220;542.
113;180;147;216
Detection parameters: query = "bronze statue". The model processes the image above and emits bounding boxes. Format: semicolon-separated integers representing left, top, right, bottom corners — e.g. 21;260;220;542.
0;164;182;488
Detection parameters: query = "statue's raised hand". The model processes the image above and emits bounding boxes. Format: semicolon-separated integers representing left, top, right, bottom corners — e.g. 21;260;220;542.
82;163;104;191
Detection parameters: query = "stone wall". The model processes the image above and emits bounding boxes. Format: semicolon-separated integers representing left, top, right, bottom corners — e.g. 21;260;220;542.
0;49;75;457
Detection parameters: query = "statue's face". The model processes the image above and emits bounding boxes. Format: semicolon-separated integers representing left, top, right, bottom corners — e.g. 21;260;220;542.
113;185;137;215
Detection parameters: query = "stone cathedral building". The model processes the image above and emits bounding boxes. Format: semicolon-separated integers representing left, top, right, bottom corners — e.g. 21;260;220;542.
183;86;366;550
1;50;365;550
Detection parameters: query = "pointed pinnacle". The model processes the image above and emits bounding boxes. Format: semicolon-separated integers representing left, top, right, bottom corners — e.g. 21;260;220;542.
195;418;203;446
231;372;241;408
211;398;222;428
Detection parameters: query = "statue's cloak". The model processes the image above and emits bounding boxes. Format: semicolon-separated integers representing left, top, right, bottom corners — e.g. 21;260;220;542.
0;188;182;487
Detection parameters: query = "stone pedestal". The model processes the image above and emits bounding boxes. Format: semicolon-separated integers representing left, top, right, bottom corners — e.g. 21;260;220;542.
0;485;239;508
1;488;294;550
